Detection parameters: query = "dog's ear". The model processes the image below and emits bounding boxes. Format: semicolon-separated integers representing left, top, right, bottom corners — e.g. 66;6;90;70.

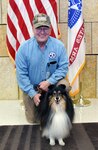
58;84;66;90
48;84;55;90
58;84;72;93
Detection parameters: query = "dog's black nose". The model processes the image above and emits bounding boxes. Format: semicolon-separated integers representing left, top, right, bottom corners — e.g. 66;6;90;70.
56;97;60;103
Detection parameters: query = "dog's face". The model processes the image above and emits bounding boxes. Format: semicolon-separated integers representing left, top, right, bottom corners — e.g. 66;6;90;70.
48;85;67;111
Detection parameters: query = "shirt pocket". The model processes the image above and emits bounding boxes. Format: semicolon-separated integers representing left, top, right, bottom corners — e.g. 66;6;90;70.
49;61;58;74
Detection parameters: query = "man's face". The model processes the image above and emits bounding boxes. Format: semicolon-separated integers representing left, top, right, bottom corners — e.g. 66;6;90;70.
33;26;51;43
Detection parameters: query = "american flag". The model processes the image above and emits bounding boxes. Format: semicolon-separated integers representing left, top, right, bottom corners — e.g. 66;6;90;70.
68;0;85;96
6;0;60;62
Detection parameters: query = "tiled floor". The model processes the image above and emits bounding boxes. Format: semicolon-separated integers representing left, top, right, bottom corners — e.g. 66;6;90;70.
0;99;98;126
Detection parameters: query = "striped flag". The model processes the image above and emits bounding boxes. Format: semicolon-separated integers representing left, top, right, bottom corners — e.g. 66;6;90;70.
6;0;60;62
67;0;85;96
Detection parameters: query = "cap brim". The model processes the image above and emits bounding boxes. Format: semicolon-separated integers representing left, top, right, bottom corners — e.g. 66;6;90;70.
34;22;50;28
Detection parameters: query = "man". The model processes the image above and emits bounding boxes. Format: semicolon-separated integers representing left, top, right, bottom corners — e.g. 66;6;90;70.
15;13;69;123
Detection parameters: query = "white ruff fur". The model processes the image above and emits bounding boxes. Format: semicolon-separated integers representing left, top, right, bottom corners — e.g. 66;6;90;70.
42;105;72;145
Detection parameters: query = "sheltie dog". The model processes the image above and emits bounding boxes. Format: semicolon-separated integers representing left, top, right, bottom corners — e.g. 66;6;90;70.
37;84;74;146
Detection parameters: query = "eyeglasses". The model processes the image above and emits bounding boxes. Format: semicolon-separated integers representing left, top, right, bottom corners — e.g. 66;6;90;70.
36;26;50;34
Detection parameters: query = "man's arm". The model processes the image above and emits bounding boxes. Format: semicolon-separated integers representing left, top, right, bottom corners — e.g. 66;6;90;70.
15;45;37;98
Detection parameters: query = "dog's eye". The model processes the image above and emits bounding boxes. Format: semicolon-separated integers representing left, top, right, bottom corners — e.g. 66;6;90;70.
57;91;61;96
58;90;61;94
53;91;56;95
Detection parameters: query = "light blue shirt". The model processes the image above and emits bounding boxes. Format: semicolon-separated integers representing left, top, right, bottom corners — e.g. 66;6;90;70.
15;36;69;98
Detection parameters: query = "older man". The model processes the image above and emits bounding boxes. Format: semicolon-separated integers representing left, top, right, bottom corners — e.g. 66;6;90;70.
15;13;69;123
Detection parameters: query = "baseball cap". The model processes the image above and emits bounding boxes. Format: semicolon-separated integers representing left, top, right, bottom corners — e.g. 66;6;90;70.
33;13;51;28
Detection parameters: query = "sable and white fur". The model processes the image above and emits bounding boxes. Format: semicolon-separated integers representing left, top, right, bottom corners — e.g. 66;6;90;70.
37;84;74;146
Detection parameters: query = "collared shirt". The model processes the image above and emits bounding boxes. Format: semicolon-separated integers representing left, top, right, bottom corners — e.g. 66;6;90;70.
15;36;69;98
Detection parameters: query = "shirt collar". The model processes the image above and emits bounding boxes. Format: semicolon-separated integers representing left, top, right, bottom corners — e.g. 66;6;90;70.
34;36;50;48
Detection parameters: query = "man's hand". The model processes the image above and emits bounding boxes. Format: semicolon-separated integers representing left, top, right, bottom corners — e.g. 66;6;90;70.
33;81;51;106
33;93;41;106
39;81;51;91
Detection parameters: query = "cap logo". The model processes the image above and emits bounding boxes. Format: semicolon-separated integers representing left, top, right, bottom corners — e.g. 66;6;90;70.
38;17;46;22
33;14;50;28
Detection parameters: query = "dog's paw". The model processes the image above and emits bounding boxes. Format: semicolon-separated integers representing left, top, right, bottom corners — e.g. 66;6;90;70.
50;138;55;146
58;139;65;146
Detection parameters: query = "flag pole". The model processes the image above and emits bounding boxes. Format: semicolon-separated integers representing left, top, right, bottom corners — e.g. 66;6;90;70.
73;82;91;107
